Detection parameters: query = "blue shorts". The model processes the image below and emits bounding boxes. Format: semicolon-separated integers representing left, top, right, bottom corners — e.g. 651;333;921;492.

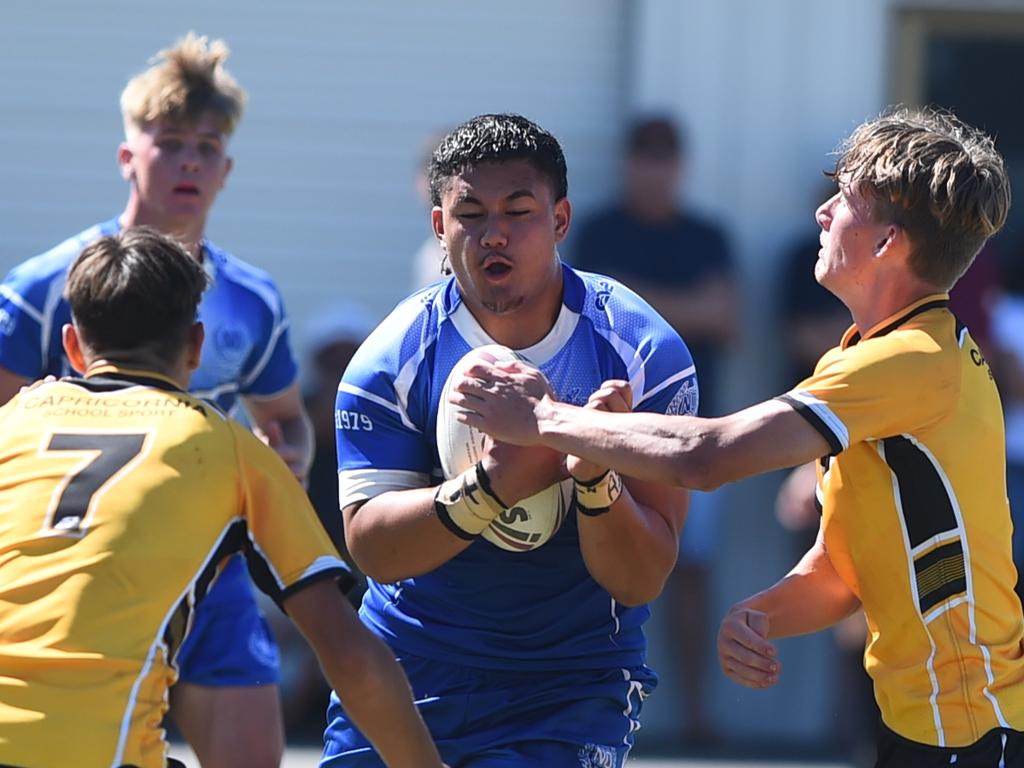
320;653;656;767
175;555;280;687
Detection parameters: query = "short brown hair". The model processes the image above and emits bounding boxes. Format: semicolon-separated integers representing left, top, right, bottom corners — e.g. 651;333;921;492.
120;32;247;136
832;107;1010;289
66;227;208;360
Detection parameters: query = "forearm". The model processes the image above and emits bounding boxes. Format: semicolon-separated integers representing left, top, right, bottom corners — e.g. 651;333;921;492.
326;631;441;767
279;410;314;480
537;403;715;488
288;584;442;768
535;399;823;491
345;488;474;583
577;488;679;606
732;538;861;639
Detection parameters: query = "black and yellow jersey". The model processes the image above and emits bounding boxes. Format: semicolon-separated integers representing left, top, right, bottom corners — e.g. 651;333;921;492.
0;365;348;768
780;294;1024;747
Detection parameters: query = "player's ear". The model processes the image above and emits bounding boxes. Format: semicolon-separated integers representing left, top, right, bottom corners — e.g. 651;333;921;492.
220;155;234;189
431;206;445;242
553;197;572;243
117;143;134;182
186;322;204;371
62;324;87;373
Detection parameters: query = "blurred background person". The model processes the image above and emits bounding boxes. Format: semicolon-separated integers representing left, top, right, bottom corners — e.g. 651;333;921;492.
262;303;376;742
572;114;739;748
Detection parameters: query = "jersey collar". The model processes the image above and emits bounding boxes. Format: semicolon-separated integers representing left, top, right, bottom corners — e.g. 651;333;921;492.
842;293;950;348
82;364;186;393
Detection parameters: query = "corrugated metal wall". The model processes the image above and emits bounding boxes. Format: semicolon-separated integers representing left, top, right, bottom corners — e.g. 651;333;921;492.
0;0;629;350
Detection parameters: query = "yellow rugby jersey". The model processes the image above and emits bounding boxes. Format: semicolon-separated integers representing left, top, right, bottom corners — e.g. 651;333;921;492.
779;294;1024;747
0;366;348;768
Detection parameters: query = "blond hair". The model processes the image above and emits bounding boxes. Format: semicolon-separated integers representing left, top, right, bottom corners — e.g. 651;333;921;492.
832;107;1010;289
120;32;247;137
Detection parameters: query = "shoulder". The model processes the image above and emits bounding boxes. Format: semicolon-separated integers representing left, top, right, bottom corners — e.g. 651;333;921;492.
6;222;112;290
343;280;448;385
205;241;287;317
568;266;681;341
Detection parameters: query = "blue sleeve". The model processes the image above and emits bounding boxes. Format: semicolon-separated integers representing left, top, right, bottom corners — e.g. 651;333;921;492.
335;348;431;475
0;266;56;379
633;321;700;418
241;320;299;397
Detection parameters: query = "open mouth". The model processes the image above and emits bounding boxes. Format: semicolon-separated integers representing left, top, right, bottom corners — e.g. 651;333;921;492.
481;254;513;279
173;184;200;196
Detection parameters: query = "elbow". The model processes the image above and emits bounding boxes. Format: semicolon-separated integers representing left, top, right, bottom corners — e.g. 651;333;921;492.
670;452;726;492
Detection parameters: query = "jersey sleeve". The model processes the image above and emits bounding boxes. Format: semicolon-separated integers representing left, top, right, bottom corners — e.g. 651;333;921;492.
777;340;954;455
0;265;52;379
625;299;700;417
233;422;352;606
335;333;432;510
239;287;299;399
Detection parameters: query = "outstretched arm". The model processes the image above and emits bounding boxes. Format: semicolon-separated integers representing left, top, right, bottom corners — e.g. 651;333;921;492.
284;579;445;768
452;363;831;490
717;523;861;689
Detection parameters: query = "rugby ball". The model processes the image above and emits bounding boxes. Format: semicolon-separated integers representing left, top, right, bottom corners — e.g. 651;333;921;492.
437;344;571;552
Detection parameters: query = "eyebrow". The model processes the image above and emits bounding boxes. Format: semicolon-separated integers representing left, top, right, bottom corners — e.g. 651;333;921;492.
454;189;537;205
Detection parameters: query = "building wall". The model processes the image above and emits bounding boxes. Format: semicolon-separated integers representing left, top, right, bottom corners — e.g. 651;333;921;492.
0;0;629;354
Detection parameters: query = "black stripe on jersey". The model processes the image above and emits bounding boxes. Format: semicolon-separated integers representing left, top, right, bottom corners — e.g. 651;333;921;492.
244;536;355;610
776;394;844;455
847;299;949;346
65;372;186;394
914;540;967;613
882;435;959;549
166;521;248;663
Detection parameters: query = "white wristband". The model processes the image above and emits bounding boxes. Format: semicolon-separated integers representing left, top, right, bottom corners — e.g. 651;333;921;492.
434;463;507;538
574;469;623;516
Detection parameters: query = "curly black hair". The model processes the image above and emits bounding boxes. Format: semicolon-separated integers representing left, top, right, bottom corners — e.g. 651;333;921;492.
428;114;568;206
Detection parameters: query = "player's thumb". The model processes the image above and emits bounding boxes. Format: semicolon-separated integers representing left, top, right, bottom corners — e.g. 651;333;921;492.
744;608;771;639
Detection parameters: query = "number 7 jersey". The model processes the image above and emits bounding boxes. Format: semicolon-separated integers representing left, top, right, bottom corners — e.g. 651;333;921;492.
0;366;348;768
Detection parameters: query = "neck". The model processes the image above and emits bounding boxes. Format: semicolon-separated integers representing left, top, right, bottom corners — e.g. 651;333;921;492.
120;199;205;260
469;268;564;350
845;276;943;337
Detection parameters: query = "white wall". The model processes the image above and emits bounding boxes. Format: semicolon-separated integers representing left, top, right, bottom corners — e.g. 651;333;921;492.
0;0;628;355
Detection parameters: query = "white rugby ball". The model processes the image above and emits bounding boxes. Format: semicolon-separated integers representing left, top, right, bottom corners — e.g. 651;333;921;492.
437;344;570;552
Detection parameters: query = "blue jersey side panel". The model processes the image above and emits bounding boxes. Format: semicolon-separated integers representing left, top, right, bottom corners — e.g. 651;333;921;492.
336;264;698;671
0;221;298;415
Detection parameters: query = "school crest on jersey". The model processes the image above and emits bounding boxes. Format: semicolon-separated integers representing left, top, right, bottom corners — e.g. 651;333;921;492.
665;377;698;416
578;743;617;768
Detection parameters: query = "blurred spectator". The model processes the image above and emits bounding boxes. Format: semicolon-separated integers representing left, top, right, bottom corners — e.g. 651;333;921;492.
989;251;1024;601
262;304;375;742
572;114;738;747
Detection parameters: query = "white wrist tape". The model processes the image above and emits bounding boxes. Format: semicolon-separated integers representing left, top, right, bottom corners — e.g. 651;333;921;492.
574;469;624;516
434;462;507;539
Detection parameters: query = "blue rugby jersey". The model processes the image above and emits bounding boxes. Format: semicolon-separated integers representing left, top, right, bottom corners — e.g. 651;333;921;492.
335;264;698;671
0;218;298;416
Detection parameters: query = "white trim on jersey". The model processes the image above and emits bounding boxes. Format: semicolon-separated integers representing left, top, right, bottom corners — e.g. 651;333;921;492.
904;434;1010;729
0;284;45;325
338;467;431;510
591;327;646;402
878;439;946;746
448;300;581;366
241;316;291;391
337;382;421;434
958;325;969;348
635;364;696;407
114;518;241;765
788;390;850;451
